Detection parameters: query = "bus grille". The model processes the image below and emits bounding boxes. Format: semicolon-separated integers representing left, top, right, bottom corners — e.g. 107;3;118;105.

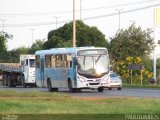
89;83;100;85
87;79;101;82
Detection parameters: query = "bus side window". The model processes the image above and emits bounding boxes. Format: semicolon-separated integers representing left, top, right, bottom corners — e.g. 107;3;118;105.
70;61;72;68
51;55;55;68
66;54;72;68
62;54;66;68
56;55;62;68
35;55;40;68
45;55;51;68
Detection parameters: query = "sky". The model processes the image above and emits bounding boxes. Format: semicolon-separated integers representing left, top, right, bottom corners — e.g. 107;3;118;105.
0;0;160;50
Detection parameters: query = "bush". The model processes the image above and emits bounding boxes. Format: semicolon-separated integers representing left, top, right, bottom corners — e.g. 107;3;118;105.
116;56;152;84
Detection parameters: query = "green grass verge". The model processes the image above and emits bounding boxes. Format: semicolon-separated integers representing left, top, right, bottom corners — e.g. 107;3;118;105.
0;91;160;120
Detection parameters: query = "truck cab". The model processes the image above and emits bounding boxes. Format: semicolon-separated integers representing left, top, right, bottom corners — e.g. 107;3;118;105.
20;55;36;87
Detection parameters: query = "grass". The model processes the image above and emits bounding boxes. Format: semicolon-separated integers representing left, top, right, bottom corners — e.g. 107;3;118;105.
0;91;160;120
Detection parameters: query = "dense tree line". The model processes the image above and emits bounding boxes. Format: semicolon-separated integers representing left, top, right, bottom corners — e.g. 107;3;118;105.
0;21;109;63
0;22;156;82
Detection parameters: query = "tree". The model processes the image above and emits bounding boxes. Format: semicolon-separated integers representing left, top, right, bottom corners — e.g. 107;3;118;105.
0;33;7;53
109;24;154;62
43;20;109;49
43;36;68;49
7;47;30;63
0;32;13;62
109;24;154;83
29;39;45;54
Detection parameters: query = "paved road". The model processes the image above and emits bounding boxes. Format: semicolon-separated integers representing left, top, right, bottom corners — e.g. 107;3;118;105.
0;85;160;98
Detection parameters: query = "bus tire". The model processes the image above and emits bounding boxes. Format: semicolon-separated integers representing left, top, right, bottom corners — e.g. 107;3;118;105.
109;88;112;90
68;79;74;92
98;87;104;92
118;87;122;90
47;80;53;92
74;88;81;93
53;88;58;92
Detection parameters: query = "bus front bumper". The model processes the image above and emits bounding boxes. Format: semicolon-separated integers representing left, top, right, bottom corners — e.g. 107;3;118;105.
77;81;105;89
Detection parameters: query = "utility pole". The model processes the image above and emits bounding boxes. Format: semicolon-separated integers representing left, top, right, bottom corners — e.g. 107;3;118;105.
29;28;34;44
153;8;157;82
0;19;6;36
73;0;76;47
80;0;82;20
53;16;59;29
115;9;123;31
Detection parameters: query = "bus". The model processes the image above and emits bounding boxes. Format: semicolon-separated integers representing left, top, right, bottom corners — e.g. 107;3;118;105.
35;47;110;92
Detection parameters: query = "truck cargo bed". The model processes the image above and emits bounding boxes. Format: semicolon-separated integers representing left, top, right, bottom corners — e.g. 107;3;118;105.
0;63;21;73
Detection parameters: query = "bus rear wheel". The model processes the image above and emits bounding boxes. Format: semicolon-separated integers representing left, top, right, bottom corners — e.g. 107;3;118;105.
53;88;58;92
98;87;104;92
47;80;53;92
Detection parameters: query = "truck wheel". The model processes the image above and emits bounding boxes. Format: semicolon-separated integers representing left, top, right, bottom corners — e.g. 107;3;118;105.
98;87;104;92
22;76;26;88
7;75;12;87
2;75;7;86
47;80;53;92
31;84;37;88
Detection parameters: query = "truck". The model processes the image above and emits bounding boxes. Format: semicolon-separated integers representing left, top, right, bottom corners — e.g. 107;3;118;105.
0;54;36;87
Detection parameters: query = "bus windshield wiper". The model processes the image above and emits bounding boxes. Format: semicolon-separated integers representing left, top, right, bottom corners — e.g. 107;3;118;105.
96;55;101;63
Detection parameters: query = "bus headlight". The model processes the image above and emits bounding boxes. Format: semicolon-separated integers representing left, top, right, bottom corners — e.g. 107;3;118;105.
78;76;86;82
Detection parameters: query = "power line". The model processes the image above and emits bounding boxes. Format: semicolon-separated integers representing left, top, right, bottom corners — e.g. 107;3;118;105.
83;3;160;21
1;3;160;27
0;0;159;17
82;0;160;11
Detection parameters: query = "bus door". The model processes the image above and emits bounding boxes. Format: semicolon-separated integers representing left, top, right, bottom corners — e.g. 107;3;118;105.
67;54;76;87
73;57;77;86
40;58;45;87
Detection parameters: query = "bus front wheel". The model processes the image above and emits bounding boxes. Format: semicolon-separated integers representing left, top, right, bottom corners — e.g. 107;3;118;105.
68;79;74;92
98;87;104;92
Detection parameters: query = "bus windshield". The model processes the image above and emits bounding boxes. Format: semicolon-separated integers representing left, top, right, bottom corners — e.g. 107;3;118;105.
77;54;109;77
29;59;35;68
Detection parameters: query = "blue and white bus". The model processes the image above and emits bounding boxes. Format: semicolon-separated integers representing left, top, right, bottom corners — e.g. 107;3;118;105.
35;47;110;92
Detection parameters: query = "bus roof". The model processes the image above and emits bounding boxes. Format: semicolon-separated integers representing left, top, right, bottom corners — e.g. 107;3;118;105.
35;47;107;55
